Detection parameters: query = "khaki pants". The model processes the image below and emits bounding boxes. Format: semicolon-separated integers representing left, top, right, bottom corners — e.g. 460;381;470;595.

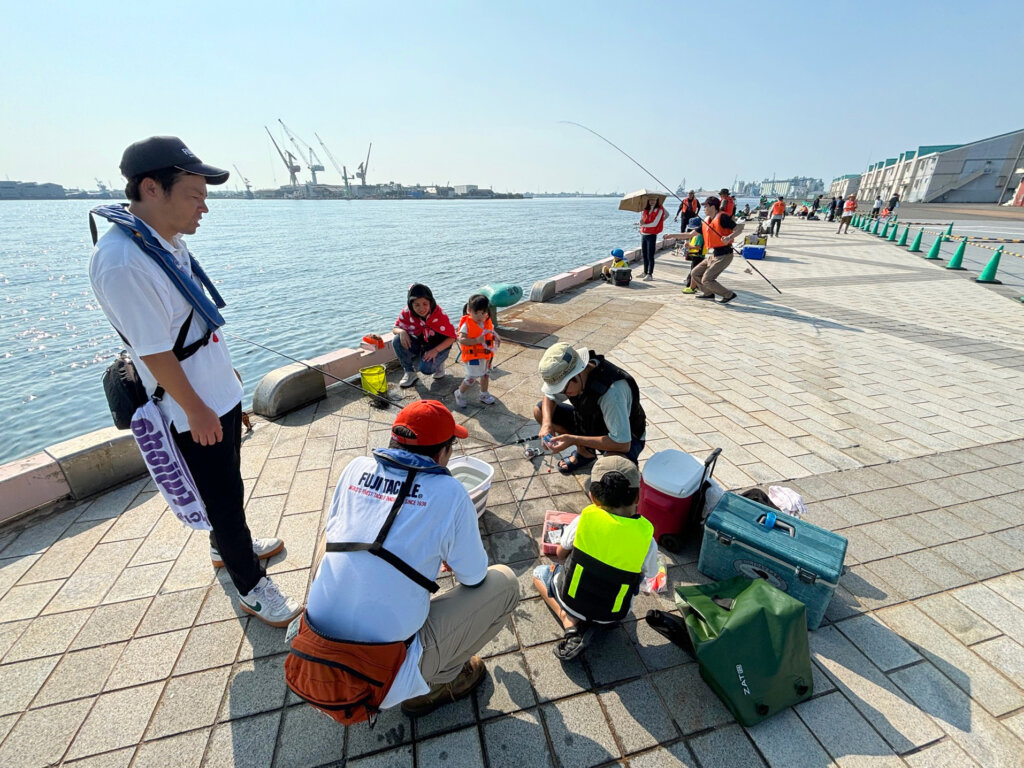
419;565;519;685
690;251;734;298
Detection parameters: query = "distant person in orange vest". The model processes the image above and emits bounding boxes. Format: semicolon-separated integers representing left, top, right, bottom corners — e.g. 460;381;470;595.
769;195;786;236
837;194;857;234
689;196;743;304
719;188;736;216
674;190;700;230
638;196;667;281
454;294;500;409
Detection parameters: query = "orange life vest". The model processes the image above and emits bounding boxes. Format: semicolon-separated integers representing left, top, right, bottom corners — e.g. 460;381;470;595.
843;199;856;213
721;196;736;216
771;201;786;216
459;314;495;362
639;205;666;235
702;213;734;250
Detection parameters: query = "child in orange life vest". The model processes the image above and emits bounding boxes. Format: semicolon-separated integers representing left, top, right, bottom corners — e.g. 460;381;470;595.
454;294;500;409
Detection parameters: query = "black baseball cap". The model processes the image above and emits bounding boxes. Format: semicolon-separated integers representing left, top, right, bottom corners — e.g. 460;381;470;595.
119;136;229;185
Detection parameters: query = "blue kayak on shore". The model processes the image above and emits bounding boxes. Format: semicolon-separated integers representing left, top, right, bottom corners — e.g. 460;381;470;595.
478;283;523;307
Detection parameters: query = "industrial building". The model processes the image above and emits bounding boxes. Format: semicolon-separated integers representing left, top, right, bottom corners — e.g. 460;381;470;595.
830;128;1024;204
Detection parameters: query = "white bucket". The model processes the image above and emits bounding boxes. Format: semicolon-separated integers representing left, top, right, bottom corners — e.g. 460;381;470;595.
448;455;494;517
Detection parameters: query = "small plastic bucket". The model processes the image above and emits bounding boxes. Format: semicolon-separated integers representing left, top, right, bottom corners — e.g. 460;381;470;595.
447;455;494;517
359;365;387;396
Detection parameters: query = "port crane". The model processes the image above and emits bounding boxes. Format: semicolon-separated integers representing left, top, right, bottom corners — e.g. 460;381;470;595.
232;165;254;198
314;132;352;197
278;119;325;186
265;126;300;187
356;143;372;187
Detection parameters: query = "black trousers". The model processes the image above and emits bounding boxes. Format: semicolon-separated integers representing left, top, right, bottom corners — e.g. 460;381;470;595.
172;402;263;595
641;234;657;275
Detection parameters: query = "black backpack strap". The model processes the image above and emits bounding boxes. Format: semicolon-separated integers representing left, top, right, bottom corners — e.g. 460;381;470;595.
327;468;440;594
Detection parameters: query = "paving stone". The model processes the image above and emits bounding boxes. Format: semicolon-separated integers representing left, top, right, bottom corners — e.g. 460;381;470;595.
104;629;187;691
858;521;926;557
133;728;209;768
475;651;536;718
841;528;890;564
136;587;205;636
968;533;1024;572
482;708;552;768
522;643;589;702
69;598;149;651
487;526;540;565
64;747;134;767
41;572;114;614
598;678;676;755
3;607;91;662
984;573;1024;610
174;618;245;675
973;635;1024;683
887;513;950;548
346;704;411;759
127;510;191;567
512;596;563;647
0;698;93;768
101;561;172;605
900;549;973;591
916;592;1000;646
236;615;291;661
746;707;834;768
270;705;347;767
67;681;164;760
934;541;1004;582
651;664;732;735
0;579;63;622
0;654;59;715
19;520;113;584
834;614;921;672
147;666;231;740
863;556;941;600
267;511;319;574
34;642;124;706
219;653;289;721
809;625;943;752
840;565;905;611
689;723;766;768
348;745;414;768
205;710;281;768
877;603;1024;716
542;693;619;768
903;740;980;768
796;691;905;767
412;694;476;739
415;725;485;768
1003;711;1024;742
623;616;694;671
583;625;645;687
951;583;1024;644
891;661;1021;768
479;618;519;658
627;743;697;768
1;508;83;557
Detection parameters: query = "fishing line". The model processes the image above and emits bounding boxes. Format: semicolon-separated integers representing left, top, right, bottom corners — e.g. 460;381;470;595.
561;120;782;295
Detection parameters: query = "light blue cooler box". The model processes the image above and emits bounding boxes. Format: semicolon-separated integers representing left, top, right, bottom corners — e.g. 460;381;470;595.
698;493;847;629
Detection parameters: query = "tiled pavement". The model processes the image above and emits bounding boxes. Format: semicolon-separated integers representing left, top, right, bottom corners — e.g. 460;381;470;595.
1;216;1024;767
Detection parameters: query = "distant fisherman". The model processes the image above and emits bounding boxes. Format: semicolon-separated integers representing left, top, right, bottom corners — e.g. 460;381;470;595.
89;136;301;627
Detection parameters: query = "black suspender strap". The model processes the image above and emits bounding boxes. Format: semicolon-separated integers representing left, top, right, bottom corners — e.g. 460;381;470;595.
326;468;440;594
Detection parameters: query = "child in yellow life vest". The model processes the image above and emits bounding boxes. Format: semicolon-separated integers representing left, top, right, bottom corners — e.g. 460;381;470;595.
681;217;706;294
600;247;629;281
532;456;658;660
454;294;500;409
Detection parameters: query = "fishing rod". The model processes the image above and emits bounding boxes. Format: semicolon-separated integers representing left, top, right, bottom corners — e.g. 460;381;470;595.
561;120;782;295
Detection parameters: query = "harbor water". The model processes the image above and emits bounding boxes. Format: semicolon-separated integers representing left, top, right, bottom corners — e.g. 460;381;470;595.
0;197;666;465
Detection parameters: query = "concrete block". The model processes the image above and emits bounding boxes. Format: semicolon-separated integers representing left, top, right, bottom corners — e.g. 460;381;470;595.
104;630;187;691
133;729;208;768
554;271;587;292
482;709;552;768
917;593;1001;645
307;332;398;386
522;644;588;702
835;614;921;672
348;746;413;768
274;704;347;766
416;726;485;768
628;744;697;767
652;663;732;735
542;694;620;767
35;643;124;706
67;681;163;760
904;740;981;768
529;279;556;303
45;428;145;501
251;362;326;419
0;698;93;768
0;452;70;524
599;678;677;755
412;695;476;739
146;667;231;740
746;708;833;768
474;652;536;718
952;583;1024;643
0;655;59;716
583;625;645;686
206;711;281;768
796;692;903;766
689;723;766;768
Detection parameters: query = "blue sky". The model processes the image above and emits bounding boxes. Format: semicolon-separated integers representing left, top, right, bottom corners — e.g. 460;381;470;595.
2;0;1021;193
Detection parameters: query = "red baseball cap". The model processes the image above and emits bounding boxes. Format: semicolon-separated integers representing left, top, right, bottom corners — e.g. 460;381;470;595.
391;400;468;445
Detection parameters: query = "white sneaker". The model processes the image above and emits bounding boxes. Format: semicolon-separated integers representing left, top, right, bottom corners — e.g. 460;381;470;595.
432;362;446;380
454;389;467;409
240;576;302;627
211;538;284;568
399;370;418;388
479;392;496;405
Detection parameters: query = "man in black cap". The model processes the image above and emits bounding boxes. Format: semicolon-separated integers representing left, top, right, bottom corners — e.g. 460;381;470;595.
88;136;302;627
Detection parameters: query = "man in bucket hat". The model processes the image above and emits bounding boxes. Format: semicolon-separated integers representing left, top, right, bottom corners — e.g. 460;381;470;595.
89;136;301;627
533;343;647;474
303;400;519;718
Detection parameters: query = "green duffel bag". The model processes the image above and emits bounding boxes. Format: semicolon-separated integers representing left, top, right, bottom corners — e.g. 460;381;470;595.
675;575;813;726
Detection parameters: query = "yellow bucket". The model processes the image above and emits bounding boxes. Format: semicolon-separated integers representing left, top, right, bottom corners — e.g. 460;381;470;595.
359;365;387;397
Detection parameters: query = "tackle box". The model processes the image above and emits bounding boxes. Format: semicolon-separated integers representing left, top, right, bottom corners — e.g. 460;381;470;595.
744;235;768;246
698;492;847;629
541;510;579;556
610;266;632;286
742;245;766;260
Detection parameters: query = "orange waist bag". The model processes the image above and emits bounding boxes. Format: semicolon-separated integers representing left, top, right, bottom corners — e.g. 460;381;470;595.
285;612;412;726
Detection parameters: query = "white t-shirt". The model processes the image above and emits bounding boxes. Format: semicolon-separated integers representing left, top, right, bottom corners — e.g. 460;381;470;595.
306;454;489;709
89;222;242;431
553;513;659;623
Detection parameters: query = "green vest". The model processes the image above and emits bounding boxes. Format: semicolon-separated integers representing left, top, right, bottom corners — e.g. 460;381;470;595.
559;503;654;622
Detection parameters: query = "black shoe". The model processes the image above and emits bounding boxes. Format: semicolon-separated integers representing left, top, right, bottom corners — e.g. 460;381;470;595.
695;293;716;300
719;292;737;304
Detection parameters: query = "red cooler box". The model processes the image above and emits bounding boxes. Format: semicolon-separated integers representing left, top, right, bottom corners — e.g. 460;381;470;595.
638;448;720;551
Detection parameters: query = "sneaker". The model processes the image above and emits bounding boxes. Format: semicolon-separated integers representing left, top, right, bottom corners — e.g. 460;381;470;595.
695;293;716;300
211;537;284;568
454;389;467;409
432;362;446;380
718;292;738;304
642;273;652;281
479;392;496;405
240;576;302;627
681;287;696;294
401;656;486;717
399;370;418;388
